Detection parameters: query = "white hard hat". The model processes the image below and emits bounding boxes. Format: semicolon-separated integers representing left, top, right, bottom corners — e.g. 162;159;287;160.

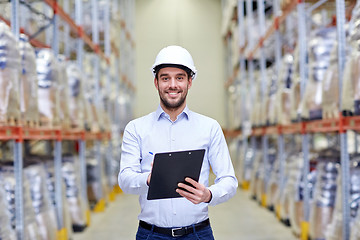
152;45;197;80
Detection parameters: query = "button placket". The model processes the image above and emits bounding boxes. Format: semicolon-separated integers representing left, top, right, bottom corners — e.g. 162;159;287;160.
170;122;177;150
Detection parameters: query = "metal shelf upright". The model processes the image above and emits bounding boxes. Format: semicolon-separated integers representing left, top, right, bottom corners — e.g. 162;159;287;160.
272;0;287;222
295;1;311;239
245;0;257;194
255;0;270;207
89;0;106;213
236;0;249;189
336;0;350;239
49;2;68;239
74;0;91;227
10;1;24;240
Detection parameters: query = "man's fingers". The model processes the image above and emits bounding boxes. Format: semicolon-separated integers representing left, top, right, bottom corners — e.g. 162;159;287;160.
177;178;211;204
177;182;196;194
184;177;198;188
176;188;200;203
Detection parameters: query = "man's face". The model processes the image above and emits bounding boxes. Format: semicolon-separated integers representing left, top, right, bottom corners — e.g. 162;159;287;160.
154;67;192;111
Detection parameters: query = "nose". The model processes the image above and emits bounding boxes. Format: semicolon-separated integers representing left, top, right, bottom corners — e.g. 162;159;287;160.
169;78;177;88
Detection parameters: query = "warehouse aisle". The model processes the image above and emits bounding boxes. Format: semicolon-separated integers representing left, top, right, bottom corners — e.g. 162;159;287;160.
73;189;298;240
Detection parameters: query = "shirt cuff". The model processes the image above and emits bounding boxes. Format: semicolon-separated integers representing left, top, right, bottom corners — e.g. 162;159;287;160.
207;185;226;206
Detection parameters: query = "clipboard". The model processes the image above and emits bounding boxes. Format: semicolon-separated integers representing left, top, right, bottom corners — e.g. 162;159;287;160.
147;149;205;200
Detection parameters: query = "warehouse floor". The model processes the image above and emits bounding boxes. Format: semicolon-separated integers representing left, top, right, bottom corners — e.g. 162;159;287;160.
73;189;298;240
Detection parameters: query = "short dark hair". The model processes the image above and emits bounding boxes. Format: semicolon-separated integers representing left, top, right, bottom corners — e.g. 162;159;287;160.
153;64;193;79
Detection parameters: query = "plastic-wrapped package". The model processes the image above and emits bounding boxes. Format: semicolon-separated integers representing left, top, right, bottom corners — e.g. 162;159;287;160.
350;191;360;240
42;159;73;239
287;153;317;236
227;84;242;130
299;27;336;120
266;158;279;210
251;72;263;127
249;150;263;201
117;89;133;132
275;54;294;125
0;22;21;125
36;49;60;127
290;46;303;122
66;62;85;128
309;149;340;240
351;213;360;239
341;50;360;116
342;0;360;116
24;163;58;240
97;99;112;132
61;154;88;232
83;53;103;132
228;138;240;177
86;150;109;208
57;55;70;129
0;181;16;240
278;170;291;225
322;45;340;119
102;144;119;189
275;149;301;226
349;0;360;50
326;158;360;240
83;77;102;132
0;162;41;240
265;68;278;126
290;77;302;122
237;139;256;187
254;146;276;204
244;15;274;61
266;146;302;213
18;34;39;126
342;53;357;115
280;11;297;52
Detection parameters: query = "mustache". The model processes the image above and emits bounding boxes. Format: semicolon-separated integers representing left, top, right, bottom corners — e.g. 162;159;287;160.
166;88;182;92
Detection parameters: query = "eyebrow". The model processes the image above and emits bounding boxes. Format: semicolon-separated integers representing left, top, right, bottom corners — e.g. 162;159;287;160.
159;73;187;78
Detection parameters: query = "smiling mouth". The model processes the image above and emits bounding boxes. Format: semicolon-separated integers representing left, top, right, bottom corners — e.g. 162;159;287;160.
167;92;181;97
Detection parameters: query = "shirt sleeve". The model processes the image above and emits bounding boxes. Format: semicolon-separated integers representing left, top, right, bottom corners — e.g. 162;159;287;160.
207;122;238;206
118;121;149;195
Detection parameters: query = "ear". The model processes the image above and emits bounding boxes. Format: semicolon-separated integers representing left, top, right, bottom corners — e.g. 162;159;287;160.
188;77;193;89
154;77;159;90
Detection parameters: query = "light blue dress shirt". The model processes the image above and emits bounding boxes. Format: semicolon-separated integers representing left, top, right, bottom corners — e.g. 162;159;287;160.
118;105;238;228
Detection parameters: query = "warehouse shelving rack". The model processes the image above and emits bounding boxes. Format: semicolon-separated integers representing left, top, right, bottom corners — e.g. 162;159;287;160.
223;0;352;239
1;0;135;240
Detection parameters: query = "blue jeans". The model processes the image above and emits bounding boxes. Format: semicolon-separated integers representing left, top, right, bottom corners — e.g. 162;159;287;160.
136;224;215;240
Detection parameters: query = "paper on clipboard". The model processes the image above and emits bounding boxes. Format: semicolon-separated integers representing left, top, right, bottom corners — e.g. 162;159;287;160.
147;149;205;200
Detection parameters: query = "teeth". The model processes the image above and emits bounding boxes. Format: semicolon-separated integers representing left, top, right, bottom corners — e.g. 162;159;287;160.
169;93;178;95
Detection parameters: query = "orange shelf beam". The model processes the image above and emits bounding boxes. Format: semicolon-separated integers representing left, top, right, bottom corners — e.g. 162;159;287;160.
224;115;360;138
0;126;20;141
22;127;61;140
0;125;111;141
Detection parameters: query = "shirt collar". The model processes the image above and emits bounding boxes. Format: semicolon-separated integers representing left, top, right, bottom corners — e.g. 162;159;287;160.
155;105;190;121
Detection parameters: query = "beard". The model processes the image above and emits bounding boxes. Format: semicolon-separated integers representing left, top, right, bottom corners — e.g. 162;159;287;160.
158;88;188;110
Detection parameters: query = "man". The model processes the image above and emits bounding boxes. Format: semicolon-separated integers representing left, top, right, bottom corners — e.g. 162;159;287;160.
118;45;238;239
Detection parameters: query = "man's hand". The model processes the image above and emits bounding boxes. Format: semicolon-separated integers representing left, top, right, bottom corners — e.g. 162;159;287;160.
176;177;212;204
